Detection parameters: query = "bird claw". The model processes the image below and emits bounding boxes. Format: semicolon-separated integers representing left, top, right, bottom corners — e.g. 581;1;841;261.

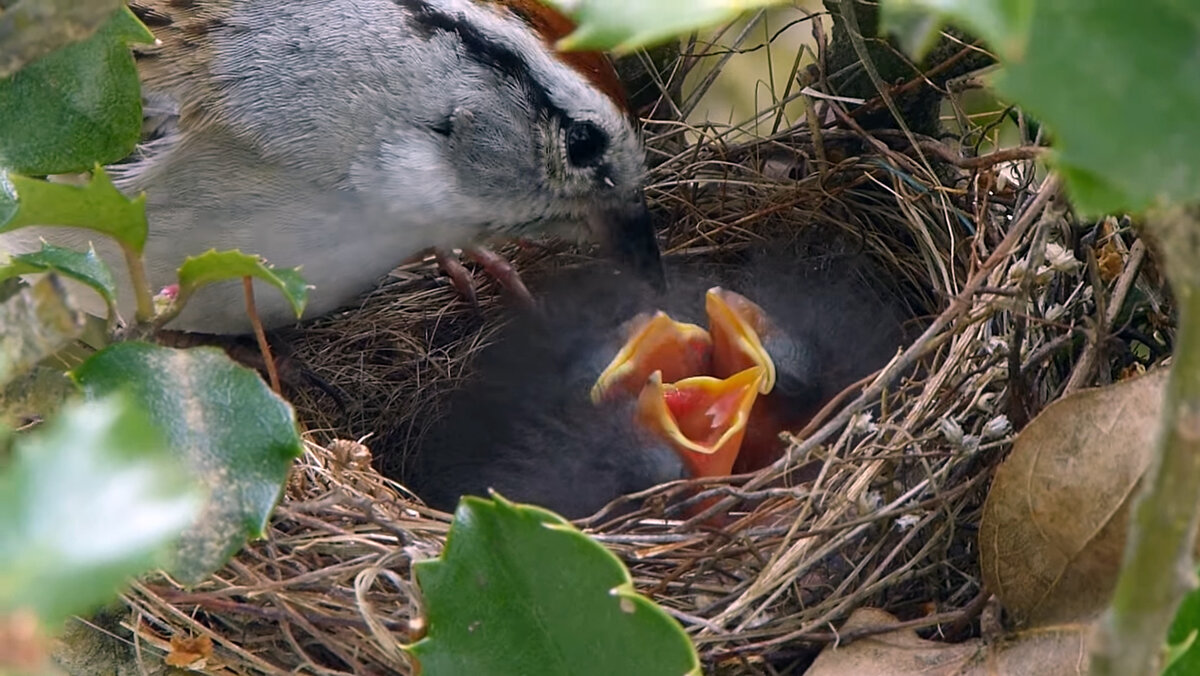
434;249;481;310
434;246;536;311
465;246;535;310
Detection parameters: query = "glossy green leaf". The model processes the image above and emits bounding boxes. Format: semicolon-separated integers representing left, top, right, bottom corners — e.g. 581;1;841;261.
886;0;1200;213
0;395;202;626
0;242;117;316
176;250;310;321
71;342;304;584
1165;573;1200;675
0;168;148;253
879;0;1034;59
996;0;1200;212
0;276;86;387
0;7;153;174
546;0;784;53
410;494;701;676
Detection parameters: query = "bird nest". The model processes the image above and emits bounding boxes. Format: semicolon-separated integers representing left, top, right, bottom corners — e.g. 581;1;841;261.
100;20;1162;676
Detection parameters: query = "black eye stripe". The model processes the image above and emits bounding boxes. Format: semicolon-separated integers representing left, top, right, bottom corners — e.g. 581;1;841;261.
396;0;565;123
566;121;607;167
395;0;617;172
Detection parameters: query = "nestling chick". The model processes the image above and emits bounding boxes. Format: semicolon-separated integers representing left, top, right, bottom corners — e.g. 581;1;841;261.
0;0;660;332
403;249;914;518
406;268;691;519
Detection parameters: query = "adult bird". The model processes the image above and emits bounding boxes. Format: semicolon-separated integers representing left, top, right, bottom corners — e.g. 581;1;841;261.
0;0;662;332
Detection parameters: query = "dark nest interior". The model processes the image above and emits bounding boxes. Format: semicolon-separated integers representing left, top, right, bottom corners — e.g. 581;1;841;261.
88;11;1168;676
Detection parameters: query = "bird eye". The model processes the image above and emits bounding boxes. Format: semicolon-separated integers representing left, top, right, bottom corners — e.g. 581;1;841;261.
565;120;608;168
430;116;453;137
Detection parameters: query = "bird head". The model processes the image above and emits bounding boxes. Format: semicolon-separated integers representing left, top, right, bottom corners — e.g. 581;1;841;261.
373;0;662;283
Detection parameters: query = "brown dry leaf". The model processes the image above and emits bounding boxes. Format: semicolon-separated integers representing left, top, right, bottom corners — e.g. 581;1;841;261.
1096;247;1123;282
805;608;978;675
1094;217;1124;282
979;368;1168;625
164;633;213;669
1094;238;1125;282
805;608;1092;675
985;624;1092;675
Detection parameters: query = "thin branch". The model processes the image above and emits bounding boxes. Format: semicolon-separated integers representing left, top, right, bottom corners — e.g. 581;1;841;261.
834;0;939;183
679;11;767;120
143;591;410;633
1065;239;1148;393
243;277;281;394
849;43;984;121
916;143;1045;170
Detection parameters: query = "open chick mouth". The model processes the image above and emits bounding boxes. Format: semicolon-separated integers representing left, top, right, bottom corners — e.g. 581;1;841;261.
590;287;783;478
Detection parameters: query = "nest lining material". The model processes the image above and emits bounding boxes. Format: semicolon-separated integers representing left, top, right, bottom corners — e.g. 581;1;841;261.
97;29;1164;676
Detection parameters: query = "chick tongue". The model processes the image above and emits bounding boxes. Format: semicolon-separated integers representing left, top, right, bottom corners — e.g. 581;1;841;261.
634;366;765;478
590;311;712;403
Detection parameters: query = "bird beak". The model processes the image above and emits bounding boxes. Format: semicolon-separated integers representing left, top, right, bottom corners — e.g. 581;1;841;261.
635;367;766;477
705;288;776;395
590;196;665;289
591;311;712;403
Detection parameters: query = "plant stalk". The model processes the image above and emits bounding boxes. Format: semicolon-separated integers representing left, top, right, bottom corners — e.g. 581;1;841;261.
121;243;155;324
242;277;280;394
1092;205;1200;675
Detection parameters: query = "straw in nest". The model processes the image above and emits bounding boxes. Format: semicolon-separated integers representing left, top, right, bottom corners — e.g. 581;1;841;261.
63;14;1169;675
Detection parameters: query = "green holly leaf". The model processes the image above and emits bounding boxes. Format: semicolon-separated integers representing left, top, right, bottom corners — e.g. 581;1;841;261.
0;7;154;174
71;342;304;585
176;250;310;322
546;0;784;53
410;494;701;676
0;242;118;317
996;0;1200;212
879;0;1200;214
0;275;86;387
1165;571;1200;675
0;168;148;253
0;395;202;626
